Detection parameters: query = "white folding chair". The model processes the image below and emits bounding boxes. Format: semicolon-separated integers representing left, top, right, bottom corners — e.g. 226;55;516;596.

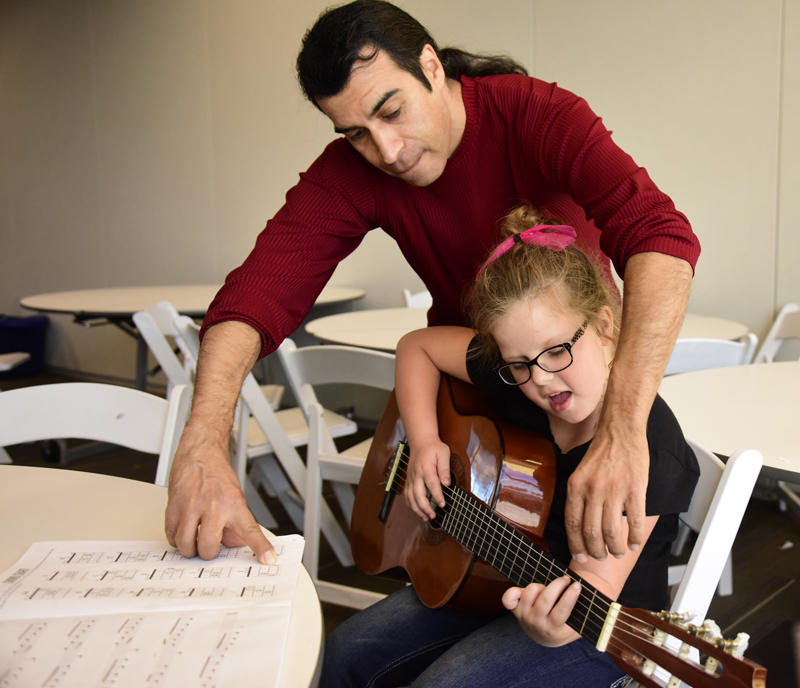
402;288;433;309
277;339;396;609
665;332;758;576
133;302;284;407
659;440;762;685
0;382;191;487
172;317;355;566
664;333;758;376
754;303;800;363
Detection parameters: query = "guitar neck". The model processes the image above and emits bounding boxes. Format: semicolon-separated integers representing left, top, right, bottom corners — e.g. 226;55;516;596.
429;476;613;646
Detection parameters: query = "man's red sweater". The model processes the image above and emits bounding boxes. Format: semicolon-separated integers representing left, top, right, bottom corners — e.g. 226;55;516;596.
203;74;700;357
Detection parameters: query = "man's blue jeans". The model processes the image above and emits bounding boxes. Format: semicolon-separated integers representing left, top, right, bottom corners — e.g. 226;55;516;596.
321;586;629;687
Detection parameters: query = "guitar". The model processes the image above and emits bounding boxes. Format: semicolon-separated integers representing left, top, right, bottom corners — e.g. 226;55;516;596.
351;374;767;688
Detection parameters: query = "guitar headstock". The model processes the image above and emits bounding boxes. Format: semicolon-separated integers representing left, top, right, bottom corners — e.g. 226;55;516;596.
606;606;767;688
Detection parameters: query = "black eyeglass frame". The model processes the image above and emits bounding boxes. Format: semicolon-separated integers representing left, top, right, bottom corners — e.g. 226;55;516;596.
493;319;590;386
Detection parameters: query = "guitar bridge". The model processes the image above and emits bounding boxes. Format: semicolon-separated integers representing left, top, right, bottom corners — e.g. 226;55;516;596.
379;440;407;523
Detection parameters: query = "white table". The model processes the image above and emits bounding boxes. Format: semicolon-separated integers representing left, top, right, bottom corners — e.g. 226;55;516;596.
305;309;749;352
0;465;323;687
658;361;800;484
21;284;364;389
20;284;364;318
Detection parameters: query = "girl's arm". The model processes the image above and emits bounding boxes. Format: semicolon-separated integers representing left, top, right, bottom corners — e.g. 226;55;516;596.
395;326;476;520
503;515;659;647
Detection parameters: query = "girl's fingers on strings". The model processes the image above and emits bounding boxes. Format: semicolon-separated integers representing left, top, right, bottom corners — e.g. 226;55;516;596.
424;465;446;509
549;580;582;627
501;586;523;611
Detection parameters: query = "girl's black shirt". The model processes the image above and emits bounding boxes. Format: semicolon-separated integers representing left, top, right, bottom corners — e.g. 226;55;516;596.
466;339;700;611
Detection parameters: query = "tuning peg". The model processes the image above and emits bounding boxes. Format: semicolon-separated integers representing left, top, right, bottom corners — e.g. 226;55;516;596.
697;619;722;641
723;632;751;658
659;610;697;626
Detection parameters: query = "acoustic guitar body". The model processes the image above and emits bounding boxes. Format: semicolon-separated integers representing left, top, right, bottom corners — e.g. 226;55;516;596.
351;375;557;614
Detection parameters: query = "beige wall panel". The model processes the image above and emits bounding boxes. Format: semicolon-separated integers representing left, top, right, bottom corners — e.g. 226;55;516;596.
205;0;335;280
0;0;103;313
91;0;216;288
777;0;800;312
534;0;781;337
407;0;533;69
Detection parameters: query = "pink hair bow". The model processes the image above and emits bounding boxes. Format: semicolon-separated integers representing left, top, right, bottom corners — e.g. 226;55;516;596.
475;225;577;280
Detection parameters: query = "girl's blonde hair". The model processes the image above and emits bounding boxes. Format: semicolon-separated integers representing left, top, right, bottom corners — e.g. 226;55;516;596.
466;206;620;361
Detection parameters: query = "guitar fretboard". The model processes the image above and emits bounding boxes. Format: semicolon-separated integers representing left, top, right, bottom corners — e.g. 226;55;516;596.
394;446;612;646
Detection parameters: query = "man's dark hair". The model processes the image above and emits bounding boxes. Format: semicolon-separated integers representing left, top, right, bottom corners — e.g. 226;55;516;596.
296;0;528;109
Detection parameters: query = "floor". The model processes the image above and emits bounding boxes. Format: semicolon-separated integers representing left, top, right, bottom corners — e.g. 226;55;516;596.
3;372;799;686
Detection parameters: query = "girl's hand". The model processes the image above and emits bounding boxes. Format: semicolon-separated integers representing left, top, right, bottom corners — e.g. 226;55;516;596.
404;437;452;520
502;576;582;647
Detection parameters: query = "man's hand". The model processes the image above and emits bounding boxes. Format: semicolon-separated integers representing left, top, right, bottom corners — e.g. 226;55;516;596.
165;423;276;565
564;252;692;561
565;424;649;561
163;320;273;563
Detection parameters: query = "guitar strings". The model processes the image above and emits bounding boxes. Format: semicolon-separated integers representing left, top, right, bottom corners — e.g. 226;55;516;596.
389;450;693;649
386;454;720;683
390;451;608;638
392;458;716;676
391;452;607;634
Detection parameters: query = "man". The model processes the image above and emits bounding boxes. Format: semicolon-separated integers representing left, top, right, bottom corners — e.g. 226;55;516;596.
165;0;699;568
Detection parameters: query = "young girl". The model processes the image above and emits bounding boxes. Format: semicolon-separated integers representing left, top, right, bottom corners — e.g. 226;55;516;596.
322;207;699;688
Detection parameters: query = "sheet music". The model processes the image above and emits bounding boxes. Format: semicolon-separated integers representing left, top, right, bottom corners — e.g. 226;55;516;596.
0;536;304;688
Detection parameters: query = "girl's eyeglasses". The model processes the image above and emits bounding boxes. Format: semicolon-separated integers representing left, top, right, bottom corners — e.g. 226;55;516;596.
493;320;589;386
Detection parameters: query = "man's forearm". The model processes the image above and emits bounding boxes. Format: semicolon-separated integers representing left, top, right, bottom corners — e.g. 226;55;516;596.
602;251;693;431
186;320;263;445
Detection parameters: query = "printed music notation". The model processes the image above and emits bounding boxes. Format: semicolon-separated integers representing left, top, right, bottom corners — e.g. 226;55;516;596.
0;536;305;688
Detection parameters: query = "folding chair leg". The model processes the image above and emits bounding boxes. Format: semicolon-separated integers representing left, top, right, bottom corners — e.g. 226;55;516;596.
251;455;306;531
716;553;733;597
671;521;691;557
251;455;354;567
243;475;279;529
331;481;356;527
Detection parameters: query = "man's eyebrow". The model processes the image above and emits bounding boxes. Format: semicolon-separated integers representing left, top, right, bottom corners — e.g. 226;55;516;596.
333;89;400;134
370;89;400;117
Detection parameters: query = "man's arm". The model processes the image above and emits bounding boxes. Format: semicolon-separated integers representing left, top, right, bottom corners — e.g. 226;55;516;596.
164;320;276;565
565;251;693;561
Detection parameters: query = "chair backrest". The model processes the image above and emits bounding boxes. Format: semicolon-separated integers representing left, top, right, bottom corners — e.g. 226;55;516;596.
132;302;195;395
669;438;762;624
754;303;800;363
277;338;397;419
402;288;433;309
664;333;758;376
0;382;191;487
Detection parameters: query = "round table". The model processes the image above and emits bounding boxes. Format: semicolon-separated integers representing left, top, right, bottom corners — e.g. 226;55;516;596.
20;284;364;318
0;465;323;688
658;361;800;483
305;309;749;352
20;284;364;390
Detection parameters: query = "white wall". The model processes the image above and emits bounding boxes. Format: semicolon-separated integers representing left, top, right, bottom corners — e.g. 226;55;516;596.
1;0;797;383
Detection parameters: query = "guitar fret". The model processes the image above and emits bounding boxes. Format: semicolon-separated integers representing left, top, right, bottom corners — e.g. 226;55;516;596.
580;587;596;637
